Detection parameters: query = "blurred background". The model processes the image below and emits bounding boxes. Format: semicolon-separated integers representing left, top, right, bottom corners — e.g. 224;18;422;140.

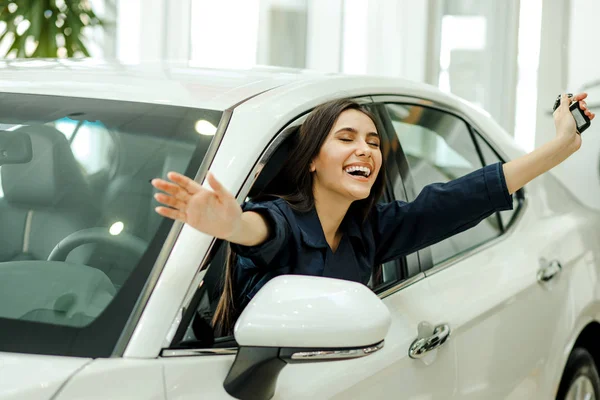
0;0;597;197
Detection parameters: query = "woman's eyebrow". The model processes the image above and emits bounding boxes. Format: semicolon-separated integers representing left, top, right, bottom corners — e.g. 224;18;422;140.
334;127;379;136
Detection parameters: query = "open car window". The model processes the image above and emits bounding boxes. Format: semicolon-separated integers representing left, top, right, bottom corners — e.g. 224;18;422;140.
169;104;420;350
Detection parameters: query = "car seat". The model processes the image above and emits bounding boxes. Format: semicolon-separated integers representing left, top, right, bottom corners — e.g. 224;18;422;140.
0;125;98;262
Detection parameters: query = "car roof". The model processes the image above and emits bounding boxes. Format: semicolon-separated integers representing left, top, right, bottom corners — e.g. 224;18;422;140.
0;59;337;110
0;59;510;147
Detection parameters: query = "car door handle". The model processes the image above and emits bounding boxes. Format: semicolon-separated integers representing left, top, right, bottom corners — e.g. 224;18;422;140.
537;259;562;283
408;324;451;359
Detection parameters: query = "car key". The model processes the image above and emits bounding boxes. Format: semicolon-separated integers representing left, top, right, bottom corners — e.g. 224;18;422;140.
553;93;591;134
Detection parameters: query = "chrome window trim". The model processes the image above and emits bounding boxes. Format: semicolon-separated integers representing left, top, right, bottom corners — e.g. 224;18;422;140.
376;272;425;299
370;94;528;277
161;348;238;358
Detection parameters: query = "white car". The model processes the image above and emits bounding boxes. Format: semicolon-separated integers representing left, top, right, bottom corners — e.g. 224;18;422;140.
1;59;600;400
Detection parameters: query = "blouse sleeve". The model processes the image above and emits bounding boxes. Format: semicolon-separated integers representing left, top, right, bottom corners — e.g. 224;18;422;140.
230;199;291;269
373;162;513;264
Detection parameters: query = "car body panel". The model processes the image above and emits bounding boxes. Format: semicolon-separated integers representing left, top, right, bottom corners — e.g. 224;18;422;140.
0;59;326;111
0;352;91;400
53;359;164;400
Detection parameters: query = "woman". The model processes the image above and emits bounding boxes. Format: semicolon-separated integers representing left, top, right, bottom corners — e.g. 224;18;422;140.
152;94;595;334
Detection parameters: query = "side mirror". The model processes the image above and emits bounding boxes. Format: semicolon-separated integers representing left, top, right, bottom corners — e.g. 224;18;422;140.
224;276;391;400
0;130;33;166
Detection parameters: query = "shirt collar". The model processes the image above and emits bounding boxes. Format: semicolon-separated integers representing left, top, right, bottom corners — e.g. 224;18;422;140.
295;207;366;250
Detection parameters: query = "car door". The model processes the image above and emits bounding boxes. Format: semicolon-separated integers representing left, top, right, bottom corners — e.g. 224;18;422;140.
159;104;461;399
376;97;576;399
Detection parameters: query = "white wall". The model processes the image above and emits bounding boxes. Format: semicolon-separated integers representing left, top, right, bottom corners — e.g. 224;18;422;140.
535;0;600;210
113;0;431;80
364;0;429;81
190;0;259;68
306;0;342;72
568;0;600;90
306;0;428;76
564;0;600;210
116;0;191;63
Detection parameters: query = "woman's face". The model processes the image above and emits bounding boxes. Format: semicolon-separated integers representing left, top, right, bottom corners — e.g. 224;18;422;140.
310;109;382;203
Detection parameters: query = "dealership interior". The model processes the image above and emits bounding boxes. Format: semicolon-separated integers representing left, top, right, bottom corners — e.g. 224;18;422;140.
33;0;597;209
3;1;600;399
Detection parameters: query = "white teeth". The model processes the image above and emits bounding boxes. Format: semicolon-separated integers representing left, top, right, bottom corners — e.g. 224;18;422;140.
344;165;371;177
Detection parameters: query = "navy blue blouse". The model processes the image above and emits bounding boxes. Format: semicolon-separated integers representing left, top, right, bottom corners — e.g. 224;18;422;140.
231;162;513;309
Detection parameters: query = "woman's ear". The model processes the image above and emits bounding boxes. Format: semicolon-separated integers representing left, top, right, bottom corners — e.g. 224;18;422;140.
309;161;316;172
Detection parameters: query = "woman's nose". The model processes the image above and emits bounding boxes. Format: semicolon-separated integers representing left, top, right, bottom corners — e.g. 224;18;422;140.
355;140;372;157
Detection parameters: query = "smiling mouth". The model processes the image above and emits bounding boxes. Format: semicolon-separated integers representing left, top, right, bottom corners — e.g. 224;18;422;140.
344;165;371;178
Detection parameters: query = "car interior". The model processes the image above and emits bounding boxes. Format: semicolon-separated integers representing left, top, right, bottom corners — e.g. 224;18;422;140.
0;110;212;328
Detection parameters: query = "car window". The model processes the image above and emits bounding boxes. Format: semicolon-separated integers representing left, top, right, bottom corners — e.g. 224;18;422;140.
472;132;522;229
0;92;222;357
53;118;116;176
366;104;420;292
384;103;502;266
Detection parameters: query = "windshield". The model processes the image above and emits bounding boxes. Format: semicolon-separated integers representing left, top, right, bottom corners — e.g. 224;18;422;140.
0;92;222;357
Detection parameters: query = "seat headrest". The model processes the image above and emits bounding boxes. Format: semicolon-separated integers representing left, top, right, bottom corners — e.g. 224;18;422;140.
1;125;92;208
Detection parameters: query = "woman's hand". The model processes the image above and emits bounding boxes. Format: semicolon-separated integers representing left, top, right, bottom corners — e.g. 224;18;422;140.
152;172;243;240
503;92;595;195
553;92;596;152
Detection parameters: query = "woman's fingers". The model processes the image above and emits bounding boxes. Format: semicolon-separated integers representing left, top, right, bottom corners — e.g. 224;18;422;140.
206;172;230;197
558;93;570;112
152;178;196;202
573;92;588;102
154;192;186;210
167;172;202;194
155;206;187;221
576;100;596;119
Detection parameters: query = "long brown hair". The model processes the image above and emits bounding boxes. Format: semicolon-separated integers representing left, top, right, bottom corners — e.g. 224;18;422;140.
212;99;387;335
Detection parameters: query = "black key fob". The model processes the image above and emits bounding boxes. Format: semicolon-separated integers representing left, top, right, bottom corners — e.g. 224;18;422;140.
553;93;591;134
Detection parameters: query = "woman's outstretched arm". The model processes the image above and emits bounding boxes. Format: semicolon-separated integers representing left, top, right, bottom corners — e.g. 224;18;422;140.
374;93;595;263
503;92;595;195
151;172;270;246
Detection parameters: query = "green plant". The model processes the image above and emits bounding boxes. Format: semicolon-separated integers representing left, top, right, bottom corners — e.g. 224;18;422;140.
0;0;102;58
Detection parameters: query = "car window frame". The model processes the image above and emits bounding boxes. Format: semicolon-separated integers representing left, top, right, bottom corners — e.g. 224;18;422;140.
164;96;426;355
365;103;422;293
371;95;526;275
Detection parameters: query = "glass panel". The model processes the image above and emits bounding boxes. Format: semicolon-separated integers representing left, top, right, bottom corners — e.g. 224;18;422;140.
473;133;520;229
0;92;221;356
385;103;501;265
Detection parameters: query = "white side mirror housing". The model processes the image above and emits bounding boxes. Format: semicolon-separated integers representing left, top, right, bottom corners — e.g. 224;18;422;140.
234;275;391;348
224;275;391;400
